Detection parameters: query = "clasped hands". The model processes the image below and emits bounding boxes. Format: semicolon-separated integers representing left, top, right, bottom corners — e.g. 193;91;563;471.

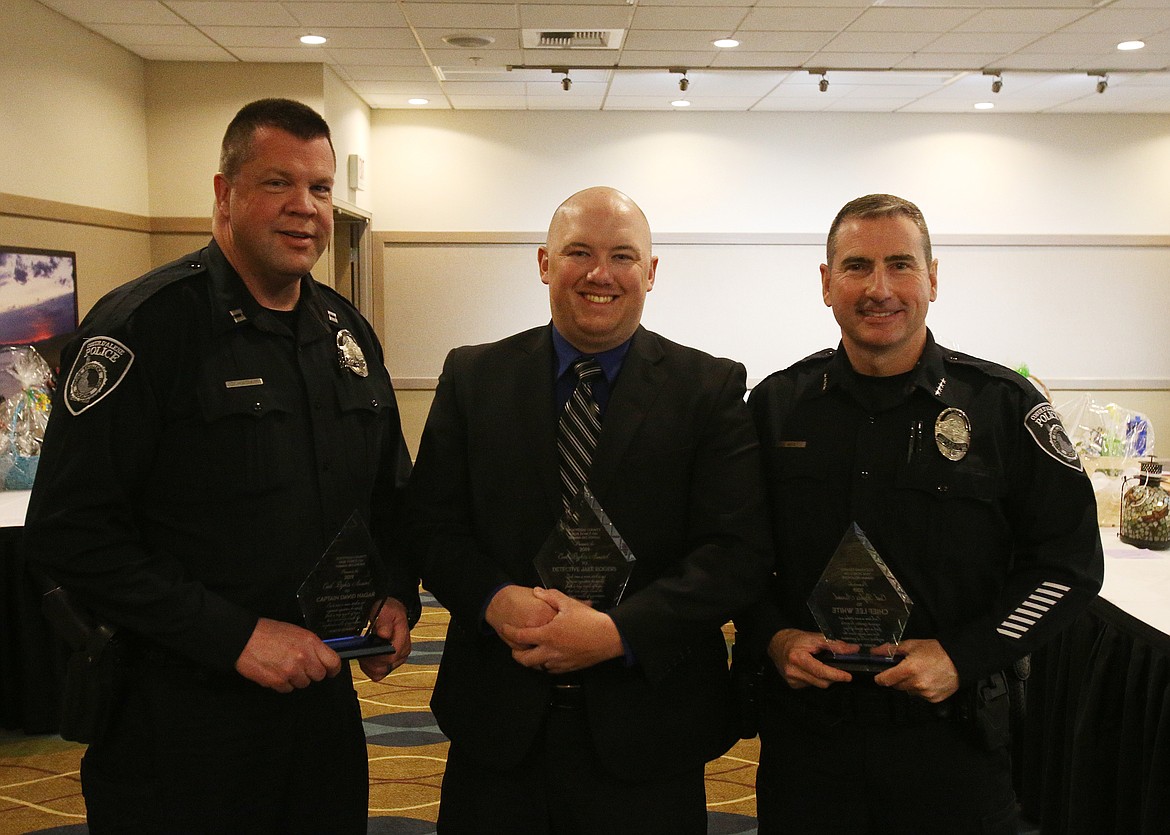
767;628;960;703
486;585;623;674
235;597;412;693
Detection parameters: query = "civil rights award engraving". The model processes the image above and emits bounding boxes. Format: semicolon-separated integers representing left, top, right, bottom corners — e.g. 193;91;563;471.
297;510;394;660
534;487;635;610
807;522;913;673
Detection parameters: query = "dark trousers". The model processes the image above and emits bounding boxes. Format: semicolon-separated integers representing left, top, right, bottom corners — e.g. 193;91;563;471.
755;682;1018;835
437;700;707;835
81;660;368;834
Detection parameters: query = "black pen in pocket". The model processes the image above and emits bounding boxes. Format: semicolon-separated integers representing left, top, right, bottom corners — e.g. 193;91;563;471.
906;420;923;462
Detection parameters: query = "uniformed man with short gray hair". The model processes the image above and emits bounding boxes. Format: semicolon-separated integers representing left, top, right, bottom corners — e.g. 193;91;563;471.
740;193;1103;834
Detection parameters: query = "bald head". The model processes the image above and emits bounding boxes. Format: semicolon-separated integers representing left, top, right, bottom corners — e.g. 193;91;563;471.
546;187;651;252
539;186;657;354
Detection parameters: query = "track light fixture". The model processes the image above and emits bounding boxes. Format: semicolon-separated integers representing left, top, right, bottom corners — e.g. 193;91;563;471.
819;72;829;93
560;70;572;91
679;72;689;93
991;74;1003;94
1095;73;1108;94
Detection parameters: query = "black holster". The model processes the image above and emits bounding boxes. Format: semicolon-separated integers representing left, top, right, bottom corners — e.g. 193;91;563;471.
730;640;765;739
41;587;127;744
953;671;1012;750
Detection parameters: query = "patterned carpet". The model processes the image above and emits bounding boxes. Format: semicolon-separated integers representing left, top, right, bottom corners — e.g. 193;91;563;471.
0;593;759;834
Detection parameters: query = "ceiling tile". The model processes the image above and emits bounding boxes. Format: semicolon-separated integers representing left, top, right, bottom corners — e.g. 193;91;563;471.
86;22;219;46
166;2;299;27
329;48;432;67
517;4;635;29
739;7;862;32
630;6;750;30
403;3;519;29
821;31;939;53
285;2;409;27
844;7;979;33
38;0;185;25
952;9;1093;34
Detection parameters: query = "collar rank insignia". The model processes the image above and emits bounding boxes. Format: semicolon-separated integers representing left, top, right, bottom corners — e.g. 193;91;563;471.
934;407;971;461
336;329;368;377
65;336;135;416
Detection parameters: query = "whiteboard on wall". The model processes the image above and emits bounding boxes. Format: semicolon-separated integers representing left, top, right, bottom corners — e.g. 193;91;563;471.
381;237;1170;389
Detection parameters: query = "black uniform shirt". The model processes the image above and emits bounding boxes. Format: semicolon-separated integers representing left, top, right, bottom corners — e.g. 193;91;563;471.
745;330;1104;685
25;240;416;672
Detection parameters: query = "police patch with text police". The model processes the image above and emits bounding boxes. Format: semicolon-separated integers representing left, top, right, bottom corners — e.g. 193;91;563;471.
64;336;135;416
1024;403;1083;472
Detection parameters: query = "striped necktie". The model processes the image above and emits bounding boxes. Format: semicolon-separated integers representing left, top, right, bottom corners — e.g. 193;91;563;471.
558;358;602;512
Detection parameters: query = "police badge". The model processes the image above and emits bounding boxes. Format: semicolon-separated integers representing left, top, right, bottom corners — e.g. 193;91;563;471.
336;329;368;377
934;407;971;461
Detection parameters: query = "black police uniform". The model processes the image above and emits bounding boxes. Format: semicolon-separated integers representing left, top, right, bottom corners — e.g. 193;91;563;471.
742;330;1103;835
24;240;418;834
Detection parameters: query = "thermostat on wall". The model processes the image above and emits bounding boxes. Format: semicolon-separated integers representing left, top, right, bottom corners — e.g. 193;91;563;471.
347;154;366;191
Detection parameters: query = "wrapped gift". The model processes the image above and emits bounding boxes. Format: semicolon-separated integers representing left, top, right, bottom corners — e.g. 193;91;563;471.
0;346;54;490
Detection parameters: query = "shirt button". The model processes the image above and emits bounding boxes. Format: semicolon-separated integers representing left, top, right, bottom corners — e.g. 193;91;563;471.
860;470;870;479
370;398;379;408
252;402;262;412
937;484;949;493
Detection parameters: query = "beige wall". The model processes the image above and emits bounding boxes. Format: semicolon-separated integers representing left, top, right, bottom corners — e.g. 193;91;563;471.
324;70;374;215
2;1;371;320
2;0;150;216
145;62;327;218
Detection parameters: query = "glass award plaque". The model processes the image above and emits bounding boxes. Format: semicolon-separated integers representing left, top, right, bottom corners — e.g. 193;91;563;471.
807;522;913;673
534;487;635;610
297;510;394;660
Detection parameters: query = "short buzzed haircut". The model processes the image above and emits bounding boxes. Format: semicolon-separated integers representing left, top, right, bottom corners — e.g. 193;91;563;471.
826;194;932;267
219;98;334;180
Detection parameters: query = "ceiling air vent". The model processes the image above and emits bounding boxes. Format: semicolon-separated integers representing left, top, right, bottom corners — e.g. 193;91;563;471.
522;29;625;50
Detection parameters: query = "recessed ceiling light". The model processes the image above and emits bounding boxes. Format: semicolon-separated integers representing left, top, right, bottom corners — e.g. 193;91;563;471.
1117;40;1145;51
443;34;496;48
671;99;691;107
300;34;327;45
712;38;739;48
974;101;994;110
408;98;429;106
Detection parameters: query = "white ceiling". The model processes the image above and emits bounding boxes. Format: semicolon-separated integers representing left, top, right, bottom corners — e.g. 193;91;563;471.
35;0;1170;113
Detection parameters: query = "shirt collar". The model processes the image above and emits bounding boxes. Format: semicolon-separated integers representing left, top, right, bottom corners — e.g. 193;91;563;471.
206;238;331;342
550;325;631;384
821;329;948;400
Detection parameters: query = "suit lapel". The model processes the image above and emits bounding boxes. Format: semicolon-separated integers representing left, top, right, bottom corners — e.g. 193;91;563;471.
590;327;665;499
513;327;563;520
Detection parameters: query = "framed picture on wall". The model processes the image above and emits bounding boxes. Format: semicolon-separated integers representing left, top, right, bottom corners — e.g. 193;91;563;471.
0;245;79;374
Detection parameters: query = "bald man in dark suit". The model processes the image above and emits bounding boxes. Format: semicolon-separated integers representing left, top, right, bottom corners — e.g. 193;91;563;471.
407;186;772;834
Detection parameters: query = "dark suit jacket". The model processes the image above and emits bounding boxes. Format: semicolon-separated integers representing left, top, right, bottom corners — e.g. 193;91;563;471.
408;324;772;781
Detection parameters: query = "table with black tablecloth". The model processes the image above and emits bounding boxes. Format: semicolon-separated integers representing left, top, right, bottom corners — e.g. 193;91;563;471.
0;489;65;734
1017;529;1170;835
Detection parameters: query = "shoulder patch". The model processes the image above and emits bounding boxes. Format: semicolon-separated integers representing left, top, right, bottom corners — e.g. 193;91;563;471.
65;337;135;416
1024;403;1082;472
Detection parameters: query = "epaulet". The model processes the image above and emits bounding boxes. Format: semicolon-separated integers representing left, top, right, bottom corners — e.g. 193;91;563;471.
82;253;209;331
789;347;836;371
941;349;1037;395
754;348;834;389
313;279;351;308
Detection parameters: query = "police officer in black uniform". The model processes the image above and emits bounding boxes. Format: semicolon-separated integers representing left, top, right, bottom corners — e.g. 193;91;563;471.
24;99;418;833
741;194;1103;834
